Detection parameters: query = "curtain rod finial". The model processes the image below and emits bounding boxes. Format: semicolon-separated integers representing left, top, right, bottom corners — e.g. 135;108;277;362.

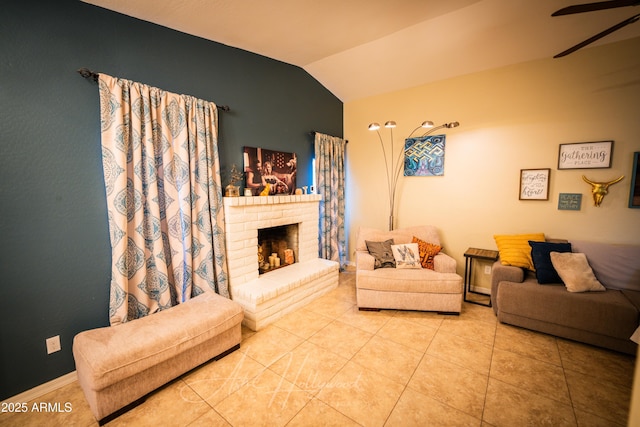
77;68;98;82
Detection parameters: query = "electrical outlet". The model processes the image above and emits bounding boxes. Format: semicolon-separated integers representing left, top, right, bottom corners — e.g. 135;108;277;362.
484;265;492;275
46;336;61;354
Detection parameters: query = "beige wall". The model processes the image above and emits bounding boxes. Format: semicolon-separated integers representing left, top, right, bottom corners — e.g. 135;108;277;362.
344;37;640;275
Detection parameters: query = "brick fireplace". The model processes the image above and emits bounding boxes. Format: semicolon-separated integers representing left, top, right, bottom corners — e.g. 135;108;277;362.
223;194;339;330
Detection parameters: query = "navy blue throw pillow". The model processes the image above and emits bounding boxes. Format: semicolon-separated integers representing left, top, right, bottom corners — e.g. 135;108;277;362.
529;241;572;284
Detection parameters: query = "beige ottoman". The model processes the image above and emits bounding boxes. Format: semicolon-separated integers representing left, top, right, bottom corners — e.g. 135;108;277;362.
73;292;243;424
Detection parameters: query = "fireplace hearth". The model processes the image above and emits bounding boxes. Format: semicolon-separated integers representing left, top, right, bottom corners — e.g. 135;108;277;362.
223;195;339;330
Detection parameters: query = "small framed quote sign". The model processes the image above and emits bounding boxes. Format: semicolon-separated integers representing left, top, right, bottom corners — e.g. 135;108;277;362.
558;193;582;211
519;168;550;200
558;141;613;169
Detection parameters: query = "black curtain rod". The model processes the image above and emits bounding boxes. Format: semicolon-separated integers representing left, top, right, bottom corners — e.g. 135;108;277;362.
76;68;230;112
78;67;99;82
309;131;348;143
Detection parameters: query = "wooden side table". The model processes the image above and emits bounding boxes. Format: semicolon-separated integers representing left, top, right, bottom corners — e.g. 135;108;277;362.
463;248;499;307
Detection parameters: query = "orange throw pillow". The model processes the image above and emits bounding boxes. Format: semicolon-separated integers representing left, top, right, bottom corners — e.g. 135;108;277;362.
412;236;442;270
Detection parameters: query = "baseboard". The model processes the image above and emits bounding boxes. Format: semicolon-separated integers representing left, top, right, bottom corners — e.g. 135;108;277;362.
2;371;77;404
470;285;490;295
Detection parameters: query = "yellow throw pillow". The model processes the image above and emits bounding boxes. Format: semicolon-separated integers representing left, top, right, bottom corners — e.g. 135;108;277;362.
494;233;545;270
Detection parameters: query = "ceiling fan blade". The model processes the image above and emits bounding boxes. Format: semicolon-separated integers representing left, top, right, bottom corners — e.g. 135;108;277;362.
554;13;640;57
552;0;639;16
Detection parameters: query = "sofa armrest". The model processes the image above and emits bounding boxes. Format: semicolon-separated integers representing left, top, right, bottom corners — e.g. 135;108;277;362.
434;253;456;273
491;261;525;286
356;251;375;271
490;260;525;312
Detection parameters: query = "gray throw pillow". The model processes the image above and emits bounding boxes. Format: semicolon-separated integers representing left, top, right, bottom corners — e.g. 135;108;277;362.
365;239;395;269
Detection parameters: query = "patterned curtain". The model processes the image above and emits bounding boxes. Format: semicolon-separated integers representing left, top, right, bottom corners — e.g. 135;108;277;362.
314;133;346;268
99;74;228;325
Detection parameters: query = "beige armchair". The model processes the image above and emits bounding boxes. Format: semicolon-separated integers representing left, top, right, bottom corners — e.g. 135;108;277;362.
355;225;463;313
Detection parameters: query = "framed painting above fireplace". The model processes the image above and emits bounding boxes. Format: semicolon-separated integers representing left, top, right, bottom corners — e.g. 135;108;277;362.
243;146;297;195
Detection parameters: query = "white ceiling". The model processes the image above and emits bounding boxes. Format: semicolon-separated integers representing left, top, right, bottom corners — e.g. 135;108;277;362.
82;0;640;101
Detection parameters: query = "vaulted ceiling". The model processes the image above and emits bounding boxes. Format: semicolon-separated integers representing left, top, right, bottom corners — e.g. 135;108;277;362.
82;0;640;101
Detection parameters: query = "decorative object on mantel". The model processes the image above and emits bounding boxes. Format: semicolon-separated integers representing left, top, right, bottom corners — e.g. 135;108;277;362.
259;183;271;196
582;175;624;206
558;141;613;169
629;152;640;208
368;120;460;230
224;164;243;197
519;168;550;200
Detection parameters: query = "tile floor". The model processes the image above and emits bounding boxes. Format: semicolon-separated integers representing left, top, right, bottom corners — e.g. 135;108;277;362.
1;271;636;426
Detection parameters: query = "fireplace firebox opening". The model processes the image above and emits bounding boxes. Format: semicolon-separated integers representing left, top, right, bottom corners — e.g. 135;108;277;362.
258;223;299;274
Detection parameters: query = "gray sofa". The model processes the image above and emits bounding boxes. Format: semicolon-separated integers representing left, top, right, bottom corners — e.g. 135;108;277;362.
491;240;640;355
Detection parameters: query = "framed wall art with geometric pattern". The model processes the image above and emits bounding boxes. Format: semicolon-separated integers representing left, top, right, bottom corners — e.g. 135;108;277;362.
404;135;446;176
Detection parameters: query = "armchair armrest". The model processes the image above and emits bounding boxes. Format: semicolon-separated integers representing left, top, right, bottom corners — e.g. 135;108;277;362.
434;253;456;273
355;251;375;271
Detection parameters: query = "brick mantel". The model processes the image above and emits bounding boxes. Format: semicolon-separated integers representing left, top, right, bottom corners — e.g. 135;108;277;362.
223;194;321;208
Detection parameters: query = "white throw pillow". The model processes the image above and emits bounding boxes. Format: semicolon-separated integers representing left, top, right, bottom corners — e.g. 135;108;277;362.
549;252;605;292
391;243;422;269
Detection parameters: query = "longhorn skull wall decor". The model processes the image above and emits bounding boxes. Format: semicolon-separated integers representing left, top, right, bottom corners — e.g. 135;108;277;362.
582;175;624;207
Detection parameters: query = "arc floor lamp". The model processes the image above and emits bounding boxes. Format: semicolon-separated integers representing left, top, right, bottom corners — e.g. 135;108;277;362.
368;120;460;231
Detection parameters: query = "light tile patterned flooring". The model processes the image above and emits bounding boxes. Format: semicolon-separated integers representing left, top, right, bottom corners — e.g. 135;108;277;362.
1;271;635;426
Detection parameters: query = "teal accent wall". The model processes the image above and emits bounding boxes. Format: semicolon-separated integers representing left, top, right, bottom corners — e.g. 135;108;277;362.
0;0;342;400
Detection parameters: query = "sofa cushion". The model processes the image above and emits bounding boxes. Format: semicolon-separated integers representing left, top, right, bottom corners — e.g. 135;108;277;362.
550;252;605;293
494;233;545;270
412;236;441;270
570;240;640;292
357;268;462;294
391;243;422;269
529;241;572;284
622;290;640;312
497;281;638;340
366;239;395;269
